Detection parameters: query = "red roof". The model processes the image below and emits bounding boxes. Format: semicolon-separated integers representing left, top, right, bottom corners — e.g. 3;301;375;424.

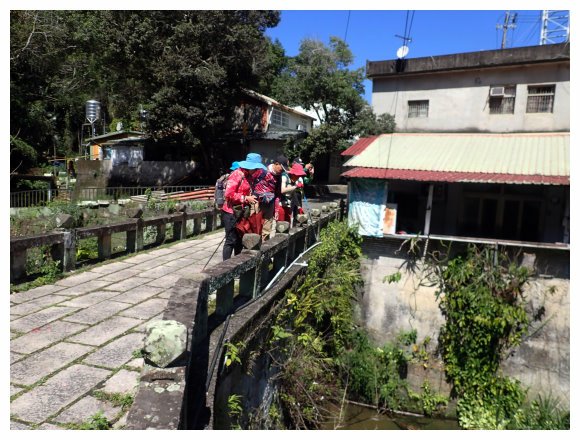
341;167;569;185
341;136;378;156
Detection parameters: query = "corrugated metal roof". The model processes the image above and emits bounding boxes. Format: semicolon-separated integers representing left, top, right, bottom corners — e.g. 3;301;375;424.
342;167;569;185
341;136;379;156
342;133;569;179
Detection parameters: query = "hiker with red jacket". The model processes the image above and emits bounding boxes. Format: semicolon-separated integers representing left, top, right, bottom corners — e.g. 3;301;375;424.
221;153;266;260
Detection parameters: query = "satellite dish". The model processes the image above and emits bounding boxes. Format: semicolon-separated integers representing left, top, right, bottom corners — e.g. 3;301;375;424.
396;45;409;59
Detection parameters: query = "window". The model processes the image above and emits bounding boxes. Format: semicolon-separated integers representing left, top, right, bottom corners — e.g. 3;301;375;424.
526;85;555;113
408;100;429;118
271;108;289;127
489;85;516;114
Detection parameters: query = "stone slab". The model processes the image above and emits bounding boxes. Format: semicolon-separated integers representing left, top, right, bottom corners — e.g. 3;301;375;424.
55;270;106;287
11;385;24;397
58;290;122;308
11;351;24;364
67;316;143;346
10;320;88;354
10;421;31;430
98;268;145;282
10;295;70;317
9;284;67;304
134;314;164;333
161;258;195;268
133;258;168;270
125;357;145;370
10;364;110;424
143;247;175;257
11;342;94;386
56;280;113;297
37;423;61;429
103;276;154;292
146;273;183;288
64;301;132;325
53;395;120;425
10;306;79;333
121;253;158;264
119;298;169;320
140;265;180;279
89;261;135;274
111;285;165;304
101;369;140;395
83;333;144;369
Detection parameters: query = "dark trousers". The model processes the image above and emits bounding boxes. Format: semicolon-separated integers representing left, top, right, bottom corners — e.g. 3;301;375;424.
222;211;242;260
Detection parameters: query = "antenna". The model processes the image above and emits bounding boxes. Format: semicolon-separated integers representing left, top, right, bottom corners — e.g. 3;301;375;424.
540;10;570;45
497;10;517;49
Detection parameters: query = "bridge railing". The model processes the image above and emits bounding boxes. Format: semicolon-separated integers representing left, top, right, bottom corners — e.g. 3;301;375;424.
125;203;344;430
9;207;220;283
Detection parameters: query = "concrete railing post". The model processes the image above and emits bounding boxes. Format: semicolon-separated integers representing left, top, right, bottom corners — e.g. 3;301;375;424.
156;223;167;245
193;217;202;235
98;232;112;259
173;213;187;241
10;249;27;283
62;230;76;272
215;280;234;319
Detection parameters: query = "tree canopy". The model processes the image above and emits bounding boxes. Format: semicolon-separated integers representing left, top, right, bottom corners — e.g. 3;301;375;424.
270;36;394;162
10;10;281;174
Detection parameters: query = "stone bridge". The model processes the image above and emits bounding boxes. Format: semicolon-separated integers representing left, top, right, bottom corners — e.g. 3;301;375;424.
9;201;343;430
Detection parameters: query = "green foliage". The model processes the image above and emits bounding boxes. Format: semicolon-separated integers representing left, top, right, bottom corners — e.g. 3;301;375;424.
224;341;246;368
269;220;363;428
508;395;570;430
408;380;448;417
338;330;412;410
228;394;243;430
67;411;111;430
93;390;134;410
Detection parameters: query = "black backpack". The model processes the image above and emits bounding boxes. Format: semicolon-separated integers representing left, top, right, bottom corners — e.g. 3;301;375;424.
214;173;230;208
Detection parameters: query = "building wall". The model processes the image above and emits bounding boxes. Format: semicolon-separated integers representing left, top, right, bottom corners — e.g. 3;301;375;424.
358;237;570;405
372;62;570;133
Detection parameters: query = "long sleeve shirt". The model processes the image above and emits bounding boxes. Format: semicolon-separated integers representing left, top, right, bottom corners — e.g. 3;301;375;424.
222;169;252;214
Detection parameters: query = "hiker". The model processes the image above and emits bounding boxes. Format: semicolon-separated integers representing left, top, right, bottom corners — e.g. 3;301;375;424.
251;163;277;242
267;155;290;230
287;162;307;225
221;154;265;260
278;162;302;226
214;161;239;210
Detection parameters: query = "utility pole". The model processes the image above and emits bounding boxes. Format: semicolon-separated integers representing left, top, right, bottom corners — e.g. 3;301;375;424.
497;11;517;49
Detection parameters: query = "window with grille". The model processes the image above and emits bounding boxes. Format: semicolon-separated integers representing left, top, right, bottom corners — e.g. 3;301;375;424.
271;108;289;127
408;100;429;118
526;85;555;113
489;85;516;114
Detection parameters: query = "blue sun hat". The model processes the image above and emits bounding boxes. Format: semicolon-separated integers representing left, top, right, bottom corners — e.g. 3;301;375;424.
237;153;267;170
230;161;240;171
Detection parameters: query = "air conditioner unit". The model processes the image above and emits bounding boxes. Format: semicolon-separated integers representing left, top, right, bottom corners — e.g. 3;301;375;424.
297;124;306;131
490;86;505;97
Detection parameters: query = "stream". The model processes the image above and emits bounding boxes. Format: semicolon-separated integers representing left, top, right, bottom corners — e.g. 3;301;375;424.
321;402;460;430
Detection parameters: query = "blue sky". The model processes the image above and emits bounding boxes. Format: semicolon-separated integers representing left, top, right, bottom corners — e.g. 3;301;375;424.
265;10;568;104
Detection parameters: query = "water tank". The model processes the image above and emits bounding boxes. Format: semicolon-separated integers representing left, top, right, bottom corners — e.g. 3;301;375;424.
85;100;101;123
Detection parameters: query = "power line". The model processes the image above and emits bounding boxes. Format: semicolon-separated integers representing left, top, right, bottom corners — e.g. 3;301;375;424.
343;10;351;43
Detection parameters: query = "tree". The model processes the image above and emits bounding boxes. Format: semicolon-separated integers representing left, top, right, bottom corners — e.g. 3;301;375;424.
10;10;281;178
270;36;394;163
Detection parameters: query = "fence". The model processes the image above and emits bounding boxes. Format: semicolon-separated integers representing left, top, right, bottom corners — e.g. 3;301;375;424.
10;186;211;208
10;206;220;283
125;204;343;429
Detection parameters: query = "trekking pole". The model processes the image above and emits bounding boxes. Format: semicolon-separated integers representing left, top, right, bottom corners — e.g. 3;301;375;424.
203;234;226;270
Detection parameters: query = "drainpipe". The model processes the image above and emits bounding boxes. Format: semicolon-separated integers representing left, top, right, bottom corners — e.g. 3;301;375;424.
423;183;434;235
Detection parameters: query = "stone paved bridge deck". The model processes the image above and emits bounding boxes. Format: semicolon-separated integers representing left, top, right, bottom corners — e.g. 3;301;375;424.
10;231;226;429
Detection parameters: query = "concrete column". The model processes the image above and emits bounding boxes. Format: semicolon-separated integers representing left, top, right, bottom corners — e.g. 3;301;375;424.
127;229;137;253
135;218;144;251
98;232;112;259
205;213;215;232
62;231;76;272
10;248;27;283
156;223;167;245
215;280;234;318
239;267;256;300
173;215;186;241
193;218;202;235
